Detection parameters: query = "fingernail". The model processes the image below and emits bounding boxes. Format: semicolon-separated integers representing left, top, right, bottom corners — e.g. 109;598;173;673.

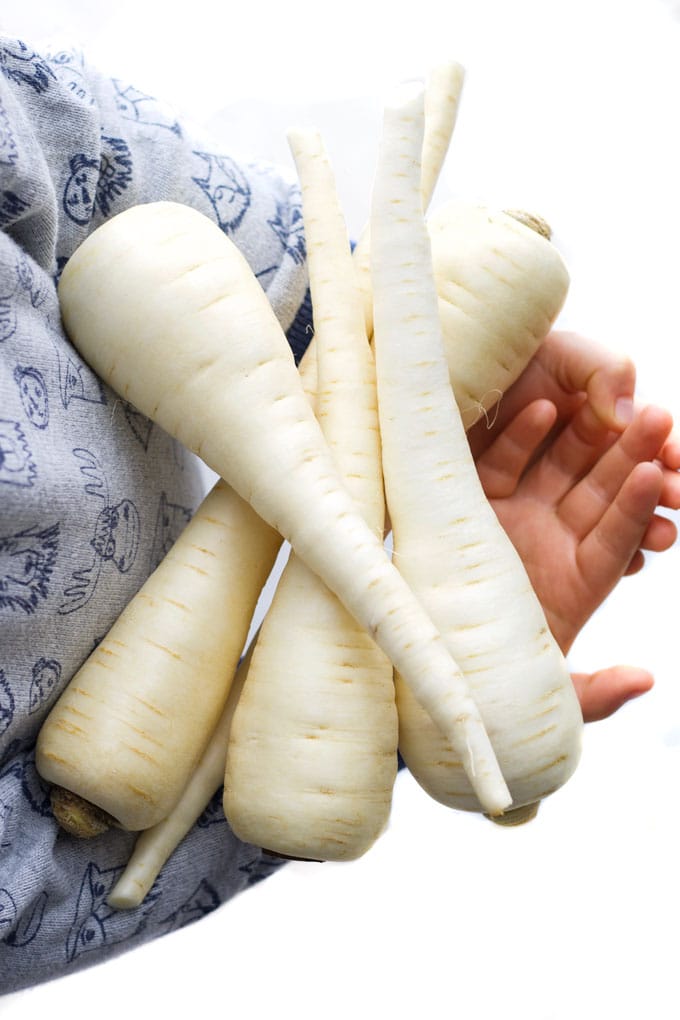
615;397;634;425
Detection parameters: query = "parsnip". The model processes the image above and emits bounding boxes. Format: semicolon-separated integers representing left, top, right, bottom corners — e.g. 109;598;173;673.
303;197;569;426
370;81;582;820
427;199;568;429
36;480;281;832
52;199;510;816
335;56;568;420
35;350;320;836
223;126;397;861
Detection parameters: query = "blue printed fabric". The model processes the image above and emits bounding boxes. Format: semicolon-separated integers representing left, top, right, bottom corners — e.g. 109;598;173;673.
0;36;311;994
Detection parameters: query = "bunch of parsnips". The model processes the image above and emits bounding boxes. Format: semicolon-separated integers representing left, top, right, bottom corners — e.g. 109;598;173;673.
35;61;581;909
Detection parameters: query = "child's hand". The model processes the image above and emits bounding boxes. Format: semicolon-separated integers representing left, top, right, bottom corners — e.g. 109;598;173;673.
469;330;680;521
472;366;678;722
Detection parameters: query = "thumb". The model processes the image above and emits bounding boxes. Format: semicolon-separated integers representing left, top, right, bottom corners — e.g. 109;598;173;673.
571;665;654;723
546;331;636;431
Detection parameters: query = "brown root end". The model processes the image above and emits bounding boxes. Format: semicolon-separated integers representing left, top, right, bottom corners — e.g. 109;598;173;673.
485;800;541;827
50;786;115;838
504;209;552;240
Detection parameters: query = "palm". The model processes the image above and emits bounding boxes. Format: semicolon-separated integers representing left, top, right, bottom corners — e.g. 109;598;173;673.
489;452;655;653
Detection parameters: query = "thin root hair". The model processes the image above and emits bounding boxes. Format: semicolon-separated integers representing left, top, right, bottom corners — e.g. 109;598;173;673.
462;390;503;429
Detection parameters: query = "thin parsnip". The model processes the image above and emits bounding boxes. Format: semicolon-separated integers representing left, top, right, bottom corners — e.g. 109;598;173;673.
51;199;510;816
370;81;582;820
223;126;397;861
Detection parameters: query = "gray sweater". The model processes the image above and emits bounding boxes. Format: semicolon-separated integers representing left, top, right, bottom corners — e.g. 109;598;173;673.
0;35;311;993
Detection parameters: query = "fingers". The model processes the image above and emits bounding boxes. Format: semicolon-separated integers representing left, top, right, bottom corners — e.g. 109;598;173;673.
538;331;637;431
557;404;674;538
623;549;645;576
572;665;654;723
468;331;638;461
476;399;557;498
576;460;665;592
661;434;680;471
618;508;678;574
638;511;678;553
658;455;680;510
527;399;616;505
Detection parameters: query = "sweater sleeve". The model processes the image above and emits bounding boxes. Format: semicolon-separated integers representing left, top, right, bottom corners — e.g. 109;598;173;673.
0;35;310;994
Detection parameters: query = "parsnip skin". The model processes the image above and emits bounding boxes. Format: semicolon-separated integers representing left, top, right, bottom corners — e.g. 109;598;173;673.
370;83;582;818
36;480;281;831
224;556;398;862
396;205;582;816
37;335;320;839
224;128;398;862
38;55;574;861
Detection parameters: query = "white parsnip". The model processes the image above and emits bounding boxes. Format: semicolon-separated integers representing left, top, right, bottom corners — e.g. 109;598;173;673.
303;198;569;426
420;60;465;209
370;82;582;820
223;127;397;861
36;480;281;832
54;199;510;816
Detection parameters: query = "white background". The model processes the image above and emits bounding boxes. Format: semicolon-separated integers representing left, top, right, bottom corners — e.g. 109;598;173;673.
1;2;679;1017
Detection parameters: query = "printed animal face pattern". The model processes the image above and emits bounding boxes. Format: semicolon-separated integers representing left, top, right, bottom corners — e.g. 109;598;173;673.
0;32;310;993
0;523;59;614
14;366;49;428
63;137;134;226
58;448;141;615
